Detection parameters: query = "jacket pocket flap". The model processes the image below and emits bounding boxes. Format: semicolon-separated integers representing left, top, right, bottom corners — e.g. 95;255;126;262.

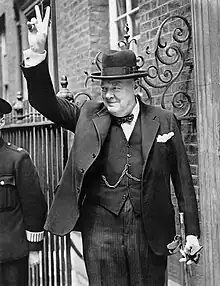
0;176;16;186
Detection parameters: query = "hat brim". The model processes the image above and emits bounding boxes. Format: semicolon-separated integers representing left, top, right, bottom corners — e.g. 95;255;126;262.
0;98;12;114
89;70;149;80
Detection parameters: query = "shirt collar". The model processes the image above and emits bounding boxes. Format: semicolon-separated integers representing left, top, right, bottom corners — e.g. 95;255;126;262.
130;99;140;124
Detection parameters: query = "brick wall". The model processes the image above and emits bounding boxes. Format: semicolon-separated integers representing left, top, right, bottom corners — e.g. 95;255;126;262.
139;0;200;285
56;0;90;95
56;0;109;100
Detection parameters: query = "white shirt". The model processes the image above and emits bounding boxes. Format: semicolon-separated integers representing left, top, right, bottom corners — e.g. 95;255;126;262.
23;49;46;67
121;100;140;141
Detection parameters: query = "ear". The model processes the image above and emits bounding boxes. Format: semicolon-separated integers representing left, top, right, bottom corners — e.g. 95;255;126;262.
134;79;139;90
134;79;140;95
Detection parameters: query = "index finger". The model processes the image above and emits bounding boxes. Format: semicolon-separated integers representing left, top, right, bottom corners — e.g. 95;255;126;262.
42;6;50;28
35;5;42;22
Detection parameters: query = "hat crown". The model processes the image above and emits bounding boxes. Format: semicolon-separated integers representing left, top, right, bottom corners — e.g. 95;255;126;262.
102;50;137;69
100;50;139;77
89;49;148;80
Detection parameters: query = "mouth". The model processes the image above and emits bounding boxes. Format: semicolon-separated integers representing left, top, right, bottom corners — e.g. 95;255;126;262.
106;101;117;105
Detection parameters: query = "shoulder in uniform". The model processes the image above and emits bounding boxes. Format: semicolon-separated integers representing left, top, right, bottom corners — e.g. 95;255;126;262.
6;142;25;153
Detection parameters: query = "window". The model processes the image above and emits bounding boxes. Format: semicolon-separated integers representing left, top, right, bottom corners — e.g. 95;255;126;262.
109;0;140;51
19;0;58;98
0;14;8;99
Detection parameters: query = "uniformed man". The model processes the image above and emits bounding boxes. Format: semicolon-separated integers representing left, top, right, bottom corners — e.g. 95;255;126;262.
0;98;47;286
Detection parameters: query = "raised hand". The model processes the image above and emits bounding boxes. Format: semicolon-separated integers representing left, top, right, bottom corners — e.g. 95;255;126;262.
27;5;50;54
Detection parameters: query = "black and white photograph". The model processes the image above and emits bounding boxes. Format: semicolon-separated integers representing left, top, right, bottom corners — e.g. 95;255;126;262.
0;0;218;285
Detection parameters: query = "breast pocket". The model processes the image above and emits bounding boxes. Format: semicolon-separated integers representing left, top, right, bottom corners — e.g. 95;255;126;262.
156;142;170;153
0;175;17;211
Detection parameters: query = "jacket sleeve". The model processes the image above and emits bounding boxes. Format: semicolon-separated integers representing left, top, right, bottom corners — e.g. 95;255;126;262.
170;113;200;238
21;58;80;132
15;151;47;251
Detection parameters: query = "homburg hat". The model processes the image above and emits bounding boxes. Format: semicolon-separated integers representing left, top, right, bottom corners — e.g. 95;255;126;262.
0;98;12;115
90;49;148;80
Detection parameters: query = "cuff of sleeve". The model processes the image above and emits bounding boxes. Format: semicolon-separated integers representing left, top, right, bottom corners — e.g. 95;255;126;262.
186;235;199;243
23;49;47;67
26;230;44;242
28;241;43;251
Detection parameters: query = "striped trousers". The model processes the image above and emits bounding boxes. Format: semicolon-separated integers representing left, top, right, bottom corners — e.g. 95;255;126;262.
81;199;167;286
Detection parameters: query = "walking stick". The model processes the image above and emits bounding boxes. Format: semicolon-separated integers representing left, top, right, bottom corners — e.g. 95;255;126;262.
167;213;202;286
179;212;192;286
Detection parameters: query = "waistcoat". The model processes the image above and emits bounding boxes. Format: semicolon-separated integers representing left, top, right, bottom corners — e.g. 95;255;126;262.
84;116;143;215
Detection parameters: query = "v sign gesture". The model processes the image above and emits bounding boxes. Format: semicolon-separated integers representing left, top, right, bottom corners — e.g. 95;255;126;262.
27;5;50;54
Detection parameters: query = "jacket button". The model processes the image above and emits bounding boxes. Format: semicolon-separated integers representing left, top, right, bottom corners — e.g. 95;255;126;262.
0;180;4;185
92;153;96;158
80;168;85;174
127;154;131;158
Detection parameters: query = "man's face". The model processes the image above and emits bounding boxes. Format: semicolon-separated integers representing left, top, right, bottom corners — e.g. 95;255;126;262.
101;78;136;117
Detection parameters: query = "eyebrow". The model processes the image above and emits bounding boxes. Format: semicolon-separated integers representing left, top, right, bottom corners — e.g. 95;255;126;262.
111;81;122;86
101;81;122;87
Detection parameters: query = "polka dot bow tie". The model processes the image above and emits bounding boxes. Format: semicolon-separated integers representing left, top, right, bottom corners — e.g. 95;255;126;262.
112;113;134;125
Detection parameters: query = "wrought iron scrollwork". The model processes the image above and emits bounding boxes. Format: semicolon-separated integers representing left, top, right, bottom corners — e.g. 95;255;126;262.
74;91;92;108
93;52;102;71
118;23;137;49
141;15;193;119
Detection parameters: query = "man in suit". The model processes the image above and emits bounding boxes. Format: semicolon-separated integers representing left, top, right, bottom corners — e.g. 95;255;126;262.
22;6;200;285
0;98;47;286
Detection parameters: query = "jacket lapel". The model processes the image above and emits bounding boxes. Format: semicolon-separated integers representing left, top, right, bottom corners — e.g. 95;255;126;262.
92;105;111;149
140;102;160;171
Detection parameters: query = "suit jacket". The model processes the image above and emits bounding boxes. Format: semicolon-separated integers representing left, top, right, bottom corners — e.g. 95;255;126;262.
22;59;200;255
0;138;47;262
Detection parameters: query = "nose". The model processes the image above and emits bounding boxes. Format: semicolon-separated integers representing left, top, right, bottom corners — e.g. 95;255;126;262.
105;90;114;99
